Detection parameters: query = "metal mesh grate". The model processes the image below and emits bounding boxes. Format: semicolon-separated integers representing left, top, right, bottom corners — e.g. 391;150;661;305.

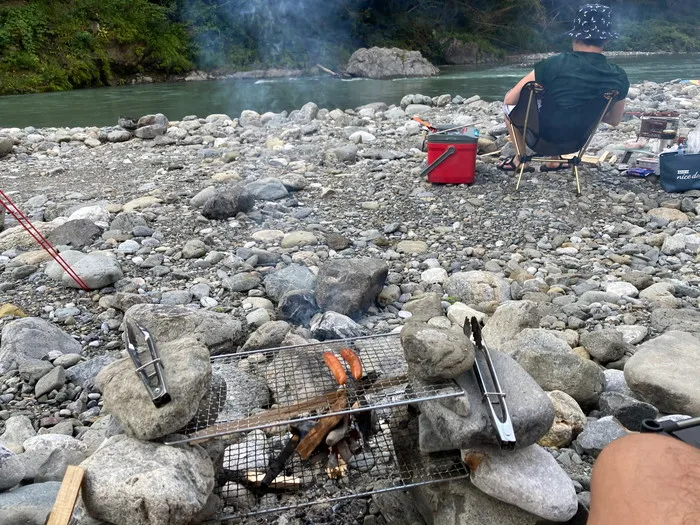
214;406;469;520
167;333;465;445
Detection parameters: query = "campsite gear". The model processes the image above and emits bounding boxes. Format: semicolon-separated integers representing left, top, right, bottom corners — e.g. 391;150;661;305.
641;416;700;449
659;151;700;193
124;320;171;407
0;190;90;291
626;167;655;178
462;317;516;449
635;157;660;174
565;4;619;40
422;126;478;184
638;115;680;146
507;81;619;194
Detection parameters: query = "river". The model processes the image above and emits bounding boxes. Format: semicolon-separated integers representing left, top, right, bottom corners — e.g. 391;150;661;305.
1;54;698;129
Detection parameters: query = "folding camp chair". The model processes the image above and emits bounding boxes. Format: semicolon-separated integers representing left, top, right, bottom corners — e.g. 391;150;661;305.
507;81;619;194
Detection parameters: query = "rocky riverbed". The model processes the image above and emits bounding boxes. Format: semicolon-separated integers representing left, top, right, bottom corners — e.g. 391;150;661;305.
1;78;700;525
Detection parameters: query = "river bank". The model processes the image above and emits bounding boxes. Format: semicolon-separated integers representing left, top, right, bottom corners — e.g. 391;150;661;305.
0;79;699;524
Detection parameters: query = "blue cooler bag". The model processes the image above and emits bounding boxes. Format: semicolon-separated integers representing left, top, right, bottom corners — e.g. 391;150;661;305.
659;151;700;192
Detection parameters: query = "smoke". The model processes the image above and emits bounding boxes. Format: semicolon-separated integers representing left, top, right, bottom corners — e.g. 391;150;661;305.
183;0;361;69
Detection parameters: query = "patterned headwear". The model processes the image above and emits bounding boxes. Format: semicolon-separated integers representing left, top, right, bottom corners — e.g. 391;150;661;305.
566;4;619;40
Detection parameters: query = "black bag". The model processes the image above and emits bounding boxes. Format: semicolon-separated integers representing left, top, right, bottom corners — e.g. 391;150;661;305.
659;151;700;193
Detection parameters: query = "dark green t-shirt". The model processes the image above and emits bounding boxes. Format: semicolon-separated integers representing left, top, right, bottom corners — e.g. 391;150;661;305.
533;51;629;141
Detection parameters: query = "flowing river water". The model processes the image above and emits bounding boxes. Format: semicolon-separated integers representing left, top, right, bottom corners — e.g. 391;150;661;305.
0;54;698;129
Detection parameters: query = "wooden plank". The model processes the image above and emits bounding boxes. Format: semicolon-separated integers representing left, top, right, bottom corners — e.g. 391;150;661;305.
296;390;348;460
46;466;85;525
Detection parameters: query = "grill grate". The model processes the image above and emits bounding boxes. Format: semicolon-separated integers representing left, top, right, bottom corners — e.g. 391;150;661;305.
214;407;469;521
164;333;469;520
166;333;465;445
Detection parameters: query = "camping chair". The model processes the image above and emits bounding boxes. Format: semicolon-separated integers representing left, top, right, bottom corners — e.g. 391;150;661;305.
507;81;619;194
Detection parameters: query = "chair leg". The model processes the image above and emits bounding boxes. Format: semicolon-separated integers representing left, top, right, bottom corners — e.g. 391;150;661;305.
573;165;581;194
516;162;526;191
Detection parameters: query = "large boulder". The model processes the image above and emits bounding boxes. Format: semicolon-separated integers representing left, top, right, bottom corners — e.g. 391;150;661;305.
96;336;211;441
538;390;587;448
46;219;101;249
0;445;24;490
482;301;540;351
135;113;169;139
0;221;58;252
202;186;255;220
419;350;554;451
412;480;539;525
0;482;61;525
122;304;246;355
444;271;511;305
580;329;631;363
624;331;700;416
346;47;439;79
465;445;578;522
45;250;123;289
80;435;214;525
504;329;604;408
0;317;81;372
650;308;700;338
400;322;474;380
263;264;316;302
315;258;388;318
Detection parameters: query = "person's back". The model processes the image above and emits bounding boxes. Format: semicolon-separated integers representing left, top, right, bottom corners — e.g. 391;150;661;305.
535;48;629;142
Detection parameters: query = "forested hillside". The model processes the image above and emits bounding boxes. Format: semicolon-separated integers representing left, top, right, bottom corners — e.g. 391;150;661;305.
0;0;698;95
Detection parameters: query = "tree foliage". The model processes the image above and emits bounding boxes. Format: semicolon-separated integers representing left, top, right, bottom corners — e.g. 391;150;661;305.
0;0;698;95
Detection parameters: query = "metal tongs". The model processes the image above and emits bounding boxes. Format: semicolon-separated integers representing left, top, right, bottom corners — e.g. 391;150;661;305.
464;317;516;449
124;320;171;408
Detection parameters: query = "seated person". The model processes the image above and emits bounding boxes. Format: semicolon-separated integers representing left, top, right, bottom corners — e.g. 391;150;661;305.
499;4;629;172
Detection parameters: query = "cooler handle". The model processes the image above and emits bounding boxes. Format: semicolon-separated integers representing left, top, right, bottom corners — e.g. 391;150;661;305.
420;146;456;178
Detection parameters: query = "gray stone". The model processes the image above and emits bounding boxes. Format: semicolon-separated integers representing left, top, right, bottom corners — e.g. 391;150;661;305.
0;136;13;158
0;317;81;371
160;290;193;306
47;219;101;249
53;353;83;368
0;415;36;452
182;239;207;259
246;178;289;200
110;212;147;233
107;129;131;142
625;331;700;416
222;273;261;292
223;430;269;471
96;337;211;440
412;480;539;525
315;258;388;318
264;264;316;302
346;47;439;79
45;251;123;289
23;434;87;455
331;145;357;163
419;351;554;451
278;289;321;326
505;329;604;408
444;271;511;305
34;366;66;398
373;491;426;525
0;445;24;490
622;271;653;290
538;390;587;448
598;392;659;431
465;444;577;521
400;322;474;380
309;311;367;340
190;186;217;208
34;447;87;483
18;358;54;383
574;416;629;457
135;113;169;139
210;366;269;422
241;321;291;352
202;186;255;220
651;308;700;338
603;369;635;397
0;481;61;525
401;293;444;322
482;301;540;351
81;435;214;525
122;304;246;355
65;356;116;389
616;325;648;345
580;329;630;363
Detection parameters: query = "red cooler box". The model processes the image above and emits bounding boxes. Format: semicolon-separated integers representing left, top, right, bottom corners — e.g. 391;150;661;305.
424;129;478;184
